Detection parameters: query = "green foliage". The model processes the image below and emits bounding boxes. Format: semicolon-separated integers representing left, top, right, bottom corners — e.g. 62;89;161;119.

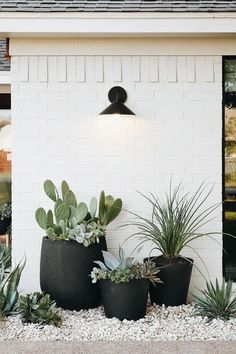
127;182;219;258
44;180;58;202
0;244;11;270
35;180;122;245
99;191;122;225
0;259;25;316
0;203;11;220
193;279;236;322
17;292;61;327
68;221;106;247
91;247;160;284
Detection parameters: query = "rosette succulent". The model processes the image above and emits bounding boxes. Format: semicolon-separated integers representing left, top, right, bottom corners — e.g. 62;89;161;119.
91;246;161;285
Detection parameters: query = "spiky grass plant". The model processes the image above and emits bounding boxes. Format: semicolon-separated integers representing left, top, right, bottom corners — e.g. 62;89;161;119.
127;182;220;259
193;279;236;321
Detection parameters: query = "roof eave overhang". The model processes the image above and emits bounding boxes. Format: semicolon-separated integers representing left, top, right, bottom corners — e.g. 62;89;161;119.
0;12;236;38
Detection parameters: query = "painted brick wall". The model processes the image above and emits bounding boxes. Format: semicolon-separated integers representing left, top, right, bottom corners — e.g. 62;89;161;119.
11;54;222;294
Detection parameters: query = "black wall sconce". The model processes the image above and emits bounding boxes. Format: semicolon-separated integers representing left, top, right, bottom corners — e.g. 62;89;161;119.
99;86;135;116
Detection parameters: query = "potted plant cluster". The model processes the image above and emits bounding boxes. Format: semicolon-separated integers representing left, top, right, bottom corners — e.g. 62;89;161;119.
35;180;122;311
128;183;219;306
91;246;161;320
0;202;11;235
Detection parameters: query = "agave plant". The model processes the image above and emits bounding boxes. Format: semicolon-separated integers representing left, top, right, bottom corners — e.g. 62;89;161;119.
126;182;220;259
91;246;160;284
0;244;11;270
193;279;236;322
0;259;25;316
35;180;122;245
17;292;61;327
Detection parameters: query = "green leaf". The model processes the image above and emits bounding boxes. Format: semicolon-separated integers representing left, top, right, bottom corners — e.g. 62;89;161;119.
90;197;97;218
46;210;54;227
61;180;70;202
54;198;63;215
105;195;115;210
46;227;57;240
105;198;122;225
77;203;88;223
35;208;47;230
65;190;77;208
55;203;70;223
99;191;105;223
43;180;58;202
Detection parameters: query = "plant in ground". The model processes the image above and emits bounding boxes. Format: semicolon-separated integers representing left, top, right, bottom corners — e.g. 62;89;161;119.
193;279;236;322
35;180;122;246
0;244;11;270
17;292;61;327
91;246;161;284
0;259;25;316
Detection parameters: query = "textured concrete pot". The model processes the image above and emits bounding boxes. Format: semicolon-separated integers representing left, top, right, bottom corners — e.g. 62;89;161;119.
145;255;193;306
40;236;107;311
99;278;149;321
0;217;11;235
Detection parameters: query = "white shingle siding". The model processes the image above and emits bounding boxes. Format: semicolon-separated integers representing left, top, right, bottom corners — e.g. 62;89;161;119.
11;54;222;294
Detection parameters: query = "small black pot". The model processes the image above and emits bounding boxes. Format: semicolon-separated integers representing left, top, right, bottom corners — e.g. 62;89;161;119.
99;278;149;321
0;217;11;234
145;255;193;306
40;236;107;311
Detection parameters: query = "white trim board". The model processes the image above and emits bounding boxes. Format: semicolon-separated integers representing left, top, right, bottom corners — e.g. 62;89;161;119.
9;37;236;56
0;71;10;84
1;13;236;37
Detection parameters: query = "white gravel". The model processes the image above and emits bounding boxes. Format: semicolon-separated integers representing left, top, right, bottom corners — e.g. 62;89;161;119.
0;304;236;341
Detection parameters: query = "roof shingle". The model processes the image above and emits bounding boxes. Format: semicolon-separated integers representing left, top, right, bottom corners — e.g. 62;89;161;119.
0;1;236;13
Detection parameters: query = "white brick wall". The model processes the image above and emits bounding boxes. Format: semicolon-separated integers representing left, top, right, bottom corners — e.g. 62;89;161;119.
11;54;222;294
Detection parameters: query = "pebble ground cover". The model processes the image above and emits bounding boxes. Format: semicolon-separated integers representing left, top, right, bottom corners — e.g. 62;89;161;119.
0;304;236;341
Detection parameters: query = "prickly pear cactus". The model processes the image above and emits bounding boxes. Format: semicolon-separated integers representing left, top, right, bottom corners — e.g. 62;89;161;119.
35;180;122;244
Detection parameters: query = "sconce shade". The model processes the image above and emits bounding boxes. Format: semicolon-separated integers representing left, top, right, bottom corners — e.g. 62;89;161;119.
99;86;135;116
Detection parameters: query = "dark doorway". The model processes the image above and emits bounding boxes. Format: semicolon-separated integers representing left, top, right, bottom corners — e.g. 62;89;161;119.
223;57;236;281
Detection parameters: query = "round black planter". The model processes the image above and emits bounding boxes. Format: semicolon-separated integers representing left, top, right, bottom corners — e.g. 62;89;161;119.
40;236;107;311
145;256;193;306
0;217;11;235
99;278;149;321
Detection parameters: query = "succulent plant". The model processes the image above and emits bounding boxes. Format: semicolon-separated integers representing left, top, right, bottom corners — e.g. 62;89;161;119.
193;278;236;322
91;247;160;285
35;180;122;245
0;259;25;316
68;221;106;247
0;244;11;270
17;292;61;327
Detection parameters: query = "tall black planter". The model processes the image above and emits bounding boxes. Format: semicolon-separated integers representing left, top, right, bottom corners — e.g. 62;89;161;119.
0;217;11;234
145;256;193;306
40;236;107;311
99;279;149;321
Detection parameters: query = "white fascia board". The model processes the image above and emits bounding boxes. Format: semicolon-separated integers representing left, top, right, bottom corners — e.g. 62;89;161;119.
0;71;10;84
0;12;236;37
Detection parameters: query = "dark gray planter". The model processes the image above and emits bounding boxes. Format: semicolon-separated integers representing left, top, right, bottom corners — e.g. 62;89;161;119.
0;217;11;235
145;255;193;306
99;278;149;321
40;236;107;311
